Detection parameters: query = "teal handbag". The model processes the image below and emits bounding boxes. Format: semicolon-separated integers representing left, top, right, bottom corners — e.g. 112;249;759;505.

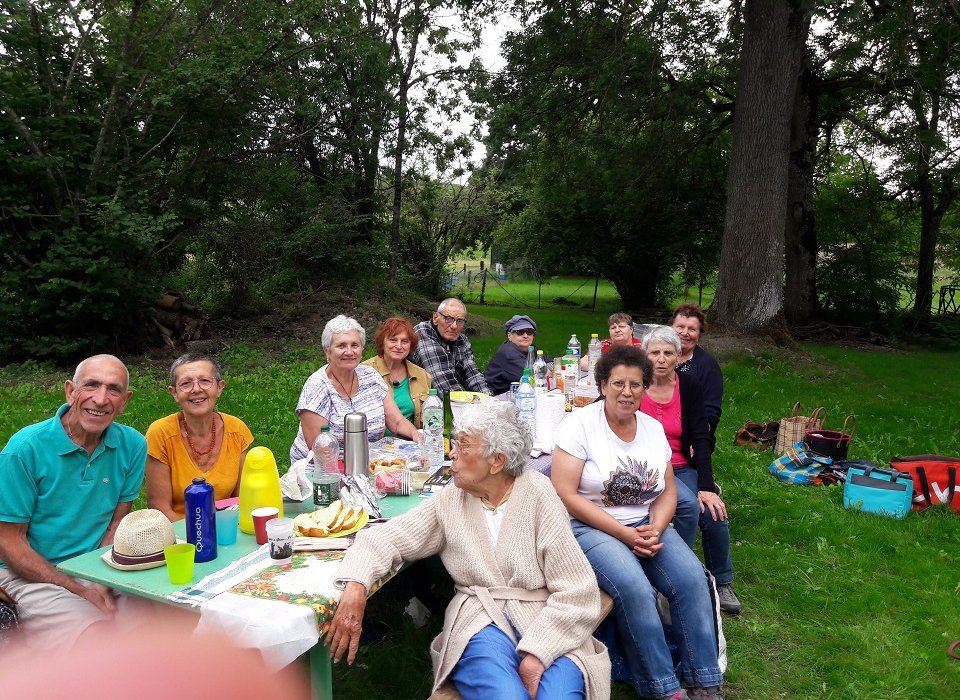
843;464;913;518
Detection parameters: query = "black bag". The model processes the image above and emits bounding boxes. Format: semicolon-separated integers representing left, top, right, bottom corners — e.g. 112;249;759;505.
805;415;856;460
734;421;779;450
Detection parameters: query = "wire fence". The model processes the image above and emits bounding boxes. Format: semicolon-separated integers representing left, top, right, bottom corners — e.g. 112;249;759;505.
445;265;611;310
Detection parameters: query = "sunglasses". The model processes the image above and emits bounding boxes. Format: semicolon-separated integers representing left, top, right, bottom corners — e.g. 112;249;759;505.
511;329;535;337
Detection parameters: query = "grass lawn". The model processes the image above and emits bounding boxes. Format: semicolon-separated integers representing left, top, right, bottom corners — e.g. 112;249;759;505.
1;307;959;698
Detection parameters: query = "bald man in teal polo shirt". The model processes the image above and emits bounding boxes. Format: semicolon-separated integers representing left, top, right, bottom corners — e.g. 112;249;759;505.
0;355;147;650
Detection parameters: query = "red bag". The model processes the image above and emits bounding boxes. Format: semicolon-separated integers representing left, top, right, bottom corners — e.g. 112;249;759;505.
889;455;960;513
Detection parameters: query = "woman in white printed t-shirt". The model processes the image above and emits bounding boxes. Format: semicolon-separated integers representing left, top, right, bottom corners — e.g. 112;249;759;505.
551;344;725;700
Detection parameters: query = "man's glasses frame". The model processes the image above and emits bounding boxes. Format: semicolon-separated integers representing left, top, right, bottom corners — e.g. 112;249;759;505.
438;313;466;327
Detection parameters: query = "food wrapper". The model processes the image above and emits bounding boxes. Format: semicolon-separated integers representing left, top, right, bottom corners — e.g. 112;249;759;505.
280;453;313;501
373;468;410;496
340;474;382;518
369;439;429;473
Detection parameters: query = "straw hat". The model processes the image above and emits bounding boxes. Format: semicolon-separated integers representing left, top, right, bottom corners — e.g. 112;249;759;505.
101;509;183;571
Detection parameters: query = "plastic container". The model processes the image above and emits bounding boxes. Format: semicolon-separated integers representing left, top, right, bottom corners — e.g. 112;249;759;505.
586;334;601;385
532;350;548;392
238;446;284;534
573;384;600;408
515;372;536;436
312;426;341;507
422;389;444;470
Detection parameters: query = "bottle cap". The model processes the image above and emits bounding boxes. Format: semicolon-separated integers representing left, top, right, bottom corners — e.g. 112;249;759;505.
321;425;330;433
537;350;543;355
428;388;438;396
591;333;599;338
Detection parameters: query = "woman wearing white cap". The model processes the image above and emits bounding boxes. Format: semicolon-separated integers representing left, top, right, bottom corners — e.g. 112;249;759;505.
482;315;550;395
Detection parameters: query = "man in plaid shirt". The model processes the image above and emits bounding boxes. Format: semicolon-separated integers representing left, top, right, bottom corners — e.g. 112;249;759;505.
411;299;490;396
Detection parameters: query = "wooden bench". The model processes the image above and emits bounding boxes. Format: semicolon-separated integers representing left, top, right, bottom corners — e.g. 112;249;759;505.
428;591;614;700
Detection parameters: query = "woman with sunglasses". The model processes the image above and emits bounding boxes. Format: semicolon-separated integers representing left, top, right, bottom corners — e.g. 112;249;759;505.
146;353;253;521
483;315;550;395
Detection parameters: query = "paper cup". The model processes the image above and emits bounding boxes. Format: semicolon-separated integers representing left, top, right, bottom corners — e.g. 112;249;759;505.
163;543;196;585
215;509;240;546
251;506;280;545
266;517;295;565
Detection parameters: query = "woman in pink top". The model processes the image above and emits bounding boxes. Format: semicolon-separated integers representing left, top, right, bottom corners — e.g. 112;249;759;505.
641;326;740;615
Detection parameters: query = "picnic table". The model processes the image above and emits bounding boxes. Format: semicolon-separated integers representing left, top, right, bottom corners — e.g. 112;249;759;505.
59;494;421;700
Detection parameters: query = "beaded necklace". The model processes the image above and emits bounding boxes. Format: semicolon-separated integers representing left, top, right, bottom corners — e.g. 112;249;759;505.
179;412;217;467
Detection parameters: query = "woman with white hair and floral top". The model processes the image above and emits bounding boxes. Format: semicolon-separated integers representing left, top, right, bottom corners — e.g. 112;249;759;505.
289;315;422;465
328;401;610;700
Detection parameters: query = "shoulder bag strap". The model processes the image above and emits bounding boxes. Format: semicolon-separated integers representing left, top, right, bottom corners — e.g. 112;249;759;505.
840;415;856;440
916;466;935;507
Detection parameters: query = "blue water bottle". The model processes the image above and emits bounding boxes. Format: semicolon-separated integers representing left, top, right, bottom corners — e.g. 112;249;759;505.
184;477;217;563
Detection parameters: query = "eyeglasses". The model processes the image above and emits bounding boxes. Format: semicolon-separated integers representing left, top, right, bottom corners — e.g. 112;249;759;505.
451;438;485;453
607;379;645;392
511;329;535;337
439;313;466;327
175;377;217;392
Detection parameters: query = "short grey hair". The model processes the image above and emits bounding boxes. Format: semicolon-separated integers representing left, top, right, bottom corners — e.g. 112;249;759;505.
437;298;466;315
73;354;129;389
168;353;223;386
641;325;682;354
455;401;532;478
322;315;366;352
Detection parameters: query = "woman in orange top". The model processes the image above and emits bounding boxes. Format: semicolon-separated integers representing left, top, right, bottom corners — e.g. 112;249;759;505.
145;354;253;521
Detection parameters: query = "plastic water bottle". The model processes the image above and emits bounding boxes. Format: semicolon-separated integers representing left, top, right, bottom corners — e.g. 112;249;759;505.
184;477;217;563
587;333;601;385
532;350;548;392
422;388;444;469
312;426;340;507
526;346;536;371
515;372;536;437
567;334;581;359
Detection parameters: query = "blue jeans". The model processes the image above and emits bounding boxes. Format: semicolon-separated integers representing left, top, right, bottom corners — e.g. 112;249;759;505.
673;476;700;547
571;518;723;697
673;467;734;585
450;623;585;700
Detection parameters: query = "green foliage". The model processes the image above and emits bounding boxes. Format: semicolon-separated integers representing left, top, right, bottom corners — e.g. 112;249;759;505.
484;2;731;310
815;160;915;328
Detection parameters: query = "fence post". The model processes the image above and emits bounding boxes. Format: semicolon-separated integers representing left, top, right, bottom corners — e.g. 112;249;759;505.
592;277;599;311
479;269;487;304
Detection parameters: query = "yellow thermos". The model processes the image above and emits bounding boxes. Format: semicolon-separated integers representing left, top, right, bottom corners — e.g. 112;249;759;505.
238;446;284;534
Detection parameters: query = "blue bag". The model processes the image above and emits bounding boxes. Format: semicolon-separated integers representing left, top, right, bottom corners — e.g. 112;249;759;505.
843;464;913;518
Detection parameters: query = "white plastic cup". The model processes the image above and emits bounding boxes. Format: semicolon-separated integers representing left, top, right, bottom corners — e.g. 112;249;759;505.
265;517;295;565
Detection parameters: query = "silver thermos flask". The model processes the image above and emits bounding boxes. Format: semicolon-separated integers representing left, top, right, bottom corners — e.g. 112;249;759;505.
343;412;369;477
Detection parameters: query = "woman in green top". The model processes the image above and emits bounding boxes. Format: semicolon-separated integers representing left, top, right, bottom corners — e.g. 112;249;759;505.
363;317;433;431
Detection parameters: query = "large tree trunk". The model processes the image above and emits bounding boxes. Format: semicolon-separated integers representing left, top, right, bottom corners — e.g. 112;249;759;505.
783;54;821;324
712;0;812;332
387;3;423;284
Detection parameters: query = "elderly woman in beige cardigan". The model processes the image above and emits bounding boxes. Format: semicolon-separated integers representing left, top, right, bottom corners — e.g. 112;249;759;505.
328;401;610;699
